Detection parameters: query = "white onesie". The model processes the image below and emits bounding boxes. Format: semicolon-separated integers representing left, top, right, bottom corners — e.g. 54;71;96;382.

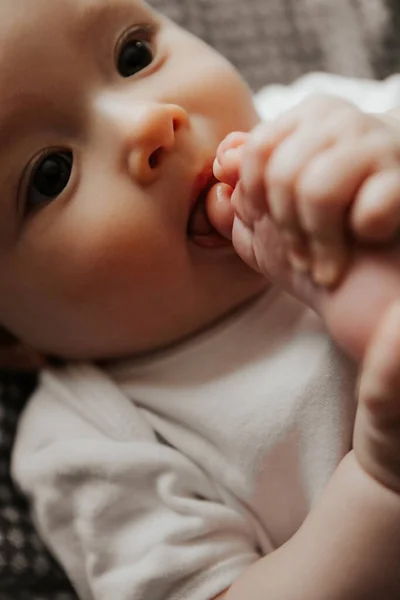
11;73;400;600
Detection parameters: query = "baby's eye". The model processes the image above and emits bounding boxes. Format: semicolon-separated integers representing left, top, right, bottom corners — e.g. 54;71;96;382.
117;35;153;78
26;151;73;211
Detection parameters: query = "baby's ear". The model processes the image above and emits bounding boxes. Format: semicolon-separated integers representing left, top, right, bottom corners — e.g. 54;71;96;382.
0;327;44;371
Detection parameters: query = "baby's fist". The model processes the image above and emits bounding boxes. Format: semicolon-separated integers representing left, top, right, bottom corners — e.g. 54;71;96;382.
213;96;400;288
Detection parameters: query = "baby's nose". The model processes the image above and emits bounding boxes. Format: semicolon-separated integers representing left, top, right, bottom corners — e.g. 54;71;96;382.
124;103;189;185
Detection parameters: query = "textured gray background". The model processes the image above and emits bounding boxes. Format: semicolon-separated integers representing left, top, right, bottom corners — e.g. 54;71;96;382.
149;0;400;90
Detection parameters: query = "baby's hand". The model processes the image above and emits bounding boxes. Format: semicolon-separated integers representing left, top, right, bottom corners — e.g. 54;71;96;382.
212;95;400;286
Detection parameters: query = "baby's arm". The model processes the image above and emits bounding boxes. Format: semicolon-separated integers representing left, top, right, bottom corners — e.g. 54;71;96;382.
219;303;400;600
224;456;400;599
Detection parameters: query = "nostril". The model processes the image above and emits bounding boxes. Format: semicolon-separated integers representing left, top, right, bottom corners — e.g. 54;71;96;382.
149;147;162;169
173;118;179;132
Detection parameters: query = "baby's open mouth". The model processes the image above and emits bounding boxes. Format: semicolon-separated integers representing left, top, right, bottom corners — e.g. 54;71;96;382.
187;175;230;248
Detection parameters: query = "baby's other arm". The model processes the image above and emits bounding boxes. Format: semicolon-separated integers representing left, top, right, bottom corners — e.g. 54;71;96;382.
215;303;400;600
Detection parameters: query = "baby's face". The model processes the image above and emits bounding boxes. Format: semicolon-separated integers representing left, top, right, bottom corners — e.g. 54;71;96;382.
0;0;264;359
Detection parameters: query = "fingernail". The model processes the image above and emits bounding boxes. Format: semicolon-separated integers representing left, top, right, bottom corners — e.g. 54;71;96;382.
213;157;222;179
216;183;233;205
312;261;341;287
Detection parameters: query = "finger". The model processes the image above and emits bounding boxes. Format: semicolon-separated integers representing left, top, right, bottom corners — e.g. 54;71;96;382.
297;143;377;286
350;169;400;243
237;117;299;225
267;130;334;226
214;132;248;187
213;146;244;187
230;179;253;227
206;183;234;239
216;131;248;158
266;130;334;272
231;215;259;273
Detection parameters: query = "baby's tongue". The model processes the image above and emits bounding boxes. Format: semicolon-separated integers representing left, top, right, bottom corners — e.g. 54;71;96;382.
205;183;235;240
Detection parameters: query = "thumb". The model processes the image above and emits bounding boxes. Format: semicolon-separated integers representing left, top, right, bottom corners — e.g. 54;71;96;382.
206;182;235;239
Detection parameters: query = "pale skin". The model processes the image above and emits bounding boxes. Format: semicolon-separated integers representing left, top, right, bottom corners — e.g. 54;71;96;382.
0;0;400;598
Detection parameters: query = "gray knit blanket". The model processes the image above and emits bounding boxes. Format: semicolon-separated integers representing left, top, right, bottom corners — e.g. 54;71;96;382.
151;0;400;90
1;1;399;598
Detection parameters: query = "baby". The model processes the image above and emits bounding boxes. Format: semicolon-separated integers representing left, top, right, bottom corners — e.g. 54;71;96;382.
1;0;400;598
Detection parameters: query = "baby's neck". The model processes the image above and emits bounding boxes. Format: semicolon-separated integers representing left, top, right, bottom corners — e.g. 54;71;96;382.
99;285;271;368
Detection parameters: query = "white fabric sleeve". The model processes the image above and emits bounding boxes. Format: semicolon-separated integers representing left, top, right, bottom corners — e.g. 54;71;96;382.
254;72;400;121
12;367;258;600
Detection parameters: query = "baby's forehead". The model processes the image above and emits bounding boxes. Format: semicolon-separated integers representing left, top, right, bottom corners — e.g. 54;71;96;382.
0;0;148;51
0;0;158;162
0;0;152;107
